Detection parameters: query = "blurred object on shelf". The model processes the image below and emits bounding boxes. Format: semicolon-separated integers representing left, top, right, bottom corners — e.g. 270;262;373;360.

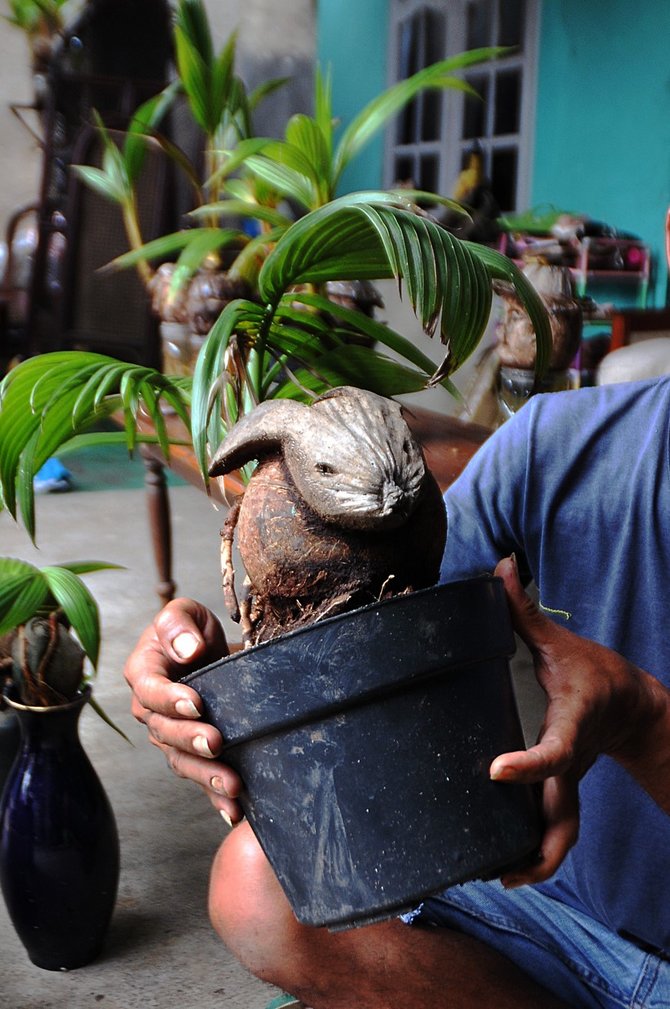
497;366;580;419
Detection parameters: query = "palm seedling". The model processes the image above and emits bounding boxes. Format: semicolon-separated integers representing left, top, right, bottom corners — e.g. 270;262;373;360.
72;0;290;337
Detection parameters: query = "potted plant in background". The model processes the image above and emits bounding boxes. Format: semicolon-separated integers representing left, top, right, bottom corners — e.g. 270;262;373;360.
0;555;122;970
75;0;510;373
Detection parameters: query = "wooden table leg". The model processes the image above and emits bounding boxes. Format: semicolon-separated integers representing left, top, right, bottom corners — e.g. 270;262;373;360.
140;445;176;607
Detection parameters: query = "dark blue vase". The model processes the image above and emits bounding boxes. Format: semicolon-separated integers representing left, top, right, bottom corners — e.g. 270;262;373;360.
0;687;119;970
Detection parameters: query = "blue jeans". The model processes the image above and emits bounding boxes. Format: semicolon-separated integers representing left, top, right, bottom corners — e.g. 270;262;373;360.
402;880;670;1008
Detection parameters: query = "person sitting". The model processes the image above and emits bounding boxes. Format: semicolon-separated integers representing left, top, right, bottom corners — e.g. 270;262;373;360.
124;375;670;1008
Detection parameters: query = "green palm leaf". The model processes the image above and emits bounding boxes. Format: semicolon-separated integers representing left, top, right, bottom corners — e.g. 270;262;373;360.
333;47;505;184
0;353;190;539
256;195;550;375
41;565;102;667
273;344;446;400
0;559;50;634
191;299;266;476
123;83;180;184
244;155;316;214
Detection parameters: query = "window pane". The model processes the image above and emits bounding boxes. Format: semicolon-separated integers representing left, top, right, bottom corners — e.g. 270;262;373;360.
418;154;439;194
397;15;418;78
425;9;445;64
462;74;489;140
394;155;415;187
396;16;418;143
498;0;525;48
491;147;518;211
494;70;521;135
421;91;442;141
466;1;491;50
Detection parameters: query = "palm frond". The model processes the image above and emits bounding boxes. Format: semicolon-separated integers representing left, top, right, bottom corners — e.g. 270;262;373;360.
333;47;507;184
257;195;550;374
0;353;190;539
189;196;550;481
190;299;266;477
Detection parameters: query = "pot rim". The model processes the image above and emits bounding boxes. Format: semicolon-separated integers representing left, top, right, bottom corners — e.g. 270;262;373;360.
182;574;516;748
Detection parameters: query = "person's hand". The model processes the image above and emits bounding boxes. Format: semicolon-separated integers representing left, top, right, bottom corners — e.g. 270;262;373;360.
491;555;670;887
124;597;244;825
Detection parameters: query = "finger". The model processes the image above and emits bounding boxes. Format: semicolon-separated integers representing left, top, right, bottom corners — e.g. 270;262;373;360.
129;663;205;720
490;727;575;784
143;709;224;758
166;746;242;798
494;555;558;652
501;775;579;887
163;749;245;823
154;598;228;672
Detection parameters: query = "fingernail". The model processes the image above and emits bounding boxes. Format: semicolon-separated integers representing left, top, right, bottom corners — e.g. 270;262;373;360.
175;698;200;718
210;775;228;796
490;761;510;781
219;809;233;829
509;552;518;575
194;735;215;758
172;631;199;659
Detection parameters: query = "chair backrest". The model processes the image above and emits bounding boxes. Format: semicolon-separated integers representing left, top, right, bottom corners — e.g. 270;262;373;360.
24;0;174;365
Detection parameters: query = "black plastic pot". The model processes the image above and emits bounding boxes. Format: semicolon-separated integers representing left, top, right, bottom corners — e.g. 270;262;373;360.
184;576;542;929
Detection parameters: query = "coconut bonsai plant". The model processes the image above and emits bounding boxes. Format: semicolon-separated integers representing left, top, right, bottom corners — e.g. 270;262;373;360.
0;556;122;970
0;193;550;539
0;193;551;933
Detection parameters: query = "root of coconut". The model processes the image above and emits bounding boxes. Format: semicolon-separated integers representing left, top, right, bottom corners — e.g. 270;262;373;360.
241;581;413;646
220;453;446;648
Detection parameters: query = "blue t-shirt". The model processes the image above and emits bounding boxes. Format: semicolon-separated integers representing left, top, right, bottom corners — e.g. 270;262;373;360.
440;376;670;954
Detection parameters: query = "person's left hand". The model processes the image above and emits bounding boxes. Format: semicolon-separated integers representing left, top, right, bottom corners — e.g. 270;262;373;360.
491;555;670;887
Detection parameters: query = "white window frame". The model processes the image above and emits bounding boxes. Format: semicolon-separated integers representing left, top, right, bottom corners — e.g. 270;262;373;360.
385;0;540;213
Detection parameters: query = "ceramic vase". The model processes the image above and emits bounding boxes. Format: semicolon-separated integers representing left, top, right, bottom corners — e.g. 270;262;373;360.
0;688;119;970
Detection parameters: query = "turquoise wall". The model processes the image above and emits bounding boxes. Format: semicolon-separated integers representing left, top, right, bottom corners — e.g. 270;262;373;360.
316;0;389;193
318;0;670;303
533;1;670;304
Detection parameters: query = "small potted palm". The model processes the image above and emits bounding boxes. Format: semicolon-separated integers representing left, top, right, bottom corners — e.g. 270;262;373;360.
0;556;122;970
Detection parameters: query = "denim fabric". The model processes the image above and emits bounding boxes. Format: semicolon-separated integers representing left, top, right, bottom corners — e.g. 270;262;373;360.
403;880;670;1009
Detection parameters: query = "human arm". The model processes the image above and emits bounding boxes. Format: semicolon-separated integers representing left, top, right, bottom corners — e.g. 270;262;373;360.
123;597;245;824
492;555;670;887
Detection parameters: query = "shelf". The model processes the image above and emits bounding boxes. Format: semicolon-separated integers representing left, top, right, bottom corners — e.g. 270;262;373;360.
499;232;652;308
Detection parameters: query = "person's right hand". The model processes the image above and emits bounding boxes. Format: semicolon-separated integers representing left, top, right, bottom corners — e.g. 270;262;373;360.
124;597;244;825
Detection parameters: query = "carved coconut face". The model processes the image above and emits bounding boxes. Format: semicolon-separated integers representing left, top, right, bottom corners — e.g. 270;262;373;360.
290;389;426;530
209;386;428;531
